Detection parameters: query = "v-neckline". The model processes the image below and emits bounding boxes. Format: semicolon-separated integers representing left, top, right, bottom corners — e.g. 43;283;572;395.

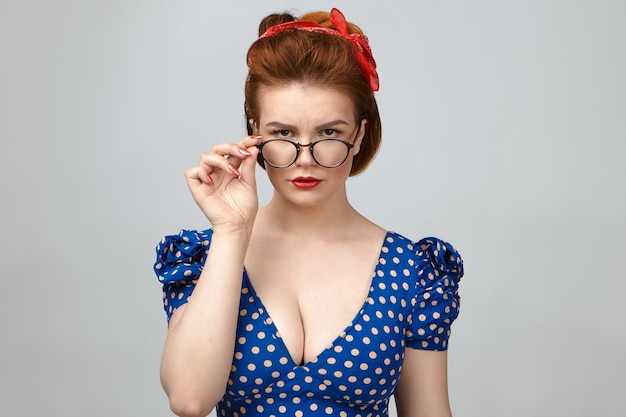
241;231;392;368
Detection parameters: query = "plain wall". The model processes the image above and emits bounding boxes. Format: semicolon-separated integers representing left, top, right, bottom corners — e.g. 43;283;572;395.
1;0;624;416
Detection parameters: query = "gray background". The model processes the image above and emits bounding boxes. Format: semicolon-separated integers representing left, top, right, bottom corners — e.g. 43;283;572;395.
1;0;624;416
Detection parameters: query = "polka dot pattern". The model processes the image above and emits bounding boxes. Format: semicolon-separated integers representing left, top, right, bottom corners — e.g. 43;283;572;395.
154;230;464;416
154;229;213;322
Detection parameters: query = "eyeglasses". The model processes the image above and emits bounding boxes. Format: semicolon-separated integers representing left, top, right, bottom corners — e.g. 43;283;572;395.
255;128;359;169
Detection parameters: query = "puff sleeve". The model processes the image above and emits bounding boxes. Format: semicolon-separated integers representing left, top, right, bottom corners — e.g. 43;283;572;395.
406;237;464;351
153;229;213;323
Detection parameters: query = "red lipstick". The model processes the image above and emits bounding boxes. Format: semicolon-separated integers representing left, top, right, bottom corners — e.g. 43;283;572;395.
291;176;322;189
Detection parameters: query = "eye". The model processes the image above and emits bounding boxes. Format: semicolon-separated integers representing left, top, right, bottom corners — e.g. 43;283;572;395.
322;128;340;138
270;129;293;138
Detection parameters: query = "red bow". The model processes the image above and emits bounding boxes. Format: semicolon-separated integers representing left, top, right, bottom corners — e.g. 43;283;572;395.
259;8;379;91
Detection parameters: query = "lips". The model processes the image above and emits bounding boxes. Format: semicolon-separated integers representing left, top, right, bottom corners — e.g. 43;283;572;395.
291;176;322;189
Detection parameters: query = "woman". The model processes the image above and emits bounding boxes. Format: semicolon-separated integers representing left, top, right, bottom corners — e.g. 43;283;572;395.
154;8;464;417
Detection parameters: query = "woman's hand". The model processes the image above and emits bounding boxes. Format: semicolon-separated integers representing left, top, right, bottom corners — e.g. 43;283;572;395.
185;135;261;234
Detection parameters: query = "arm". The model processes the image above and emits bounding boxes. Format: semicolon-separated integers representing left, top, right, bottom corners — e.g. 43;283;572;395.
394;349;452;417
160;136;260;417
161;231;249;417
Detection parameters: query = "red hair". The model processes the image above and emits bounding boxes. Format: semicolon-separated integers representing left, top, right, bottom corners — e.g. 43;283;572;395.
244;11;381;176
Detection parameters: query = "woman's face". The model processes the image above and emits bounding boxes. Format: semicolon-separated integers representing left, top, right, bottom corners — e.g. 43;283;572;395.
254;83;366;208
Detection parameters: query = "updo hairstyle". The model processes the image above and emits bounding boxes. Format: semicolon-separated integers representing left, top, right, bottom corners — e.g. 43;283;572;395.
244;11;382;176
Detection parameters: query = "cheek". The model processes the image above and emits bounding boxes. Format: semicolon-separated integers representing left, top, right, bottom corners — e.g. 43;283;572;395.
265;166;287;188
333;158;355;180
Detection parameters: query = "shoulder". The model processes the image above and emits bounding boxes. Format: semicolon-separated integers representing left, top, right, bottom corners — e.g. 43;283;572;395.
413;236;464;281
153;229;213;284
386;231;463;280
387;233;464;350
153;228;214;322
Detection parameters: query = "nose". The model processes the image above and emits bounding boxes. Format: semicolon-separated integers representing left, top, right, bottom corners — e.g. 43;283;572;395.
295;142;316;166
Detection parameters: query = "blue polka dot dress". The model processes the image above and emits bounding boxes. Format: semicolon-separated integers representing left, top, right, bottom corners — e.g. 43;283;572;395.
154;229;464;417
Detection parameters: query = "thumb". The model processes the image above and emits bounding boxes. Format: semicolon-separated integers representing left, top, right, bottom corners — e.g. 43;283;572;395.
239;146;258;187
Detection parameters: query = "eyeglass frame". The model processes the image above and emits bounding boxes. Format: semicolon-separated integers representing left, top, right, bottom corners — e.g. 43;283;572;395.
255;126;361;169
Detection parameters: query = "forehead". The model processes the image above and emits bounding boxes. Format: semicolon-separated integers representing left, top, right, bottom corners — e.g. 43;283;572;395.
257;84;357;126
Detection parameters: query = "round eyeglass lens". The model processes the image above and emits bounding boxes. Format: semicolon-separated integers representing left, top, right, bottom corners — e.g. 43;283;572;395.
261;140;298;167
312;139;351;167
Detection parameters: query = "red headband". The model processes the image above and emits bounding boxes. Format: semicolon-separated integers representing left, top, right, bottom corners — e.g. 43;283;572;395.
258;8;379;91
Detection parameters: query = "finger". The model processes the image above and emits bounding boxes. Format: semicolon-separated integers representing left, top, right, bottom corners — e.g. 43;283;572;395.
207;136;261;164
231;135;262;165
239;145;259;186
199;137;261;178
205;145;251;176
238;135;263;149
185;166;212;185
199;152;240;178
209;142;252;165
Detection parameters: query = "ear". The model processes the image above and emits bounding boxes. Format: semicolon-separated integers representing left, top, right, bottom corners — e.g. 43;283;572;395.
248;119;257;135
352;118;367;156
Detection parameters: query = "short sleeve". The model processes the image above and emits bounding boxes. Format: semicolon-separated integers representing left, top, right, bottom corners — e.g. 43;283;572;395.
153;229;213;323
406;237;464;351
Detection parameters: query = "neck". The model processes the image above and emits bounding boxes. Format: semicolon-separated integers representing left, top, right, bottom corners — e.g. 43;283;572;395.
259;192;362;238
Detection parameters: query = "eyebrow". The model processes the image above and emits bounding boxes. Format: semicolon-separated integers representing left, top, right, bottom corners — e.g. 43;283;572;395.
264;119;351;130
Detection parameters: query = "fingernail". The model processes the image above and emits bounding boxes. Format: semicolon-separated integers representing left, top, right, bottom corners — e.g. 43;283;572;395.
251;135;262;141
228;164;240;176
238;148;251;156
206;175;214;186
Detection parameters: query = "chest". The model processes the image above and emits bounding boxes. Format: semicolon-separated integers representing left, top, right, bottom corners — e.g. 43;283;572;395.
220;231;423;413
224;268;414;405
244;238;384;365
